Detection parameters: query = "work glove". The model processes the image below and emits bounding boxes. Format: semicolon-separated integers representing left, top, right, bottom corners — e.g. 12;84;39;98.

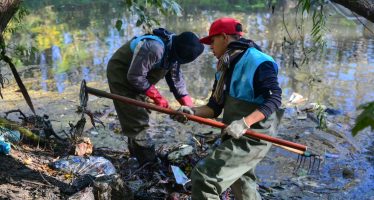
225;118;250;139
145;85;169;108
177;95;194;107
171;106;195;123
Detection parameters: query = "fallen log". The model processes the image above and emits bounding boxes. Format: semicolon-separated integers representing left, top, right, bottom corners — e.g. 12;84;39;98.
0;117;44;144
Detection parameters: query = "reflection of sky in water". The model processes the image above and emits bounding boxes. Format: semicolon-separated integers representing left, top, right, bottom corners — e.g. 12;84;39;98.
52;45;61;61
278;74;292;98
338;68;355;81
40;52;48;91
81;66;91;81
368;39;374;66
51;45;66;93
93;41;102;66
64;33;72;44
55;73;67;94
256;14;266;32
104;28;122;65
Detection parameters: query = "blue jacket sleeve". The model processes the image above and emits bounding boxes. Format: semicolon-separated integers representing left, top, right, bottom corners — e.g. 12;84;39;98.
165;64;189;99
253;61;282;118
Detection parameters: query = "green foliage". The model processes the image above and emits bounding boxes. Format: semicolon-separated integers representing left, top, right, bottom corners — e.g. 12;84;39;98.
4;6;29;35
2;6;40;70
316;104;327;130
352;102;374;136
298;0;327;47
176;0;271;12
121;0;182;29
282;0;329;68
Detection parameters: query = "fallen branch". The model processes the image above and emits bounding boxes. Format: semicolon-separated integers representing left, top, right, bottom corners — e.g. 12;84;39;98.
0;117;43;143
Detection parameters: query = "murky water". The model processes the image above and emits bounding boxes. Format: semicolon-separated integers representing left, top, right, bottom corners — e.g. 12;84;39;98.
2;1;374;199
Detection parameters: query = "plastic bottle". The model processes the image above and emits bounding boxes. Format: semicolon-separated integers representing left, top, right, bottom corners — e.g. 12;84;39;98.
0;128;21;143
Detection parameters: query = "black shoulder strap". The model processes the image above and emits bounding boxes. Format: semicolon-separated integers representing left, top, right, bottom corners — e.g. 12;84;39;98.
152;28;175;43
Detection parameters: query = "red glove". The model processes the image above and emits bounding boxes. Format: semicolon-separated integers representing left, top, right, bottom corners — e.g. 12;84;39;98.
145;85;169;108
177;95;194;107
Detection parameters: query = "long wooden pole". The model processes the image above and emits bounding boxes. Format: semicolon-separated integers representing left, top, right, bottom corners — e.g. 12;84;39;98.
85;86;307;152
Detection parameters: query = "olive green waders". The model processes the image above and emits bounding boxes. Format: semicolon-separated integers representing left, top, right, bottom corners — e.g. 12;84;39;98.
107;42;168;165
191;95;283;200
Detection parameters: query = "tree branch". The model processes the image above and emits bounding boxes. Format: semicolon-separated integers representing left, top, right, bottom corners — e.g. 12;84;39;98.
331;0;374;23
0;0;22;34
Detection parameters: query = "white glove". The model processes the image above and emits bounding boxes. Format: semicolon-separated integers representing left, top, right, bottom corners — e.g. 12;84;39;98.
171;106;195;123
225;118;250;139
178;106;195;115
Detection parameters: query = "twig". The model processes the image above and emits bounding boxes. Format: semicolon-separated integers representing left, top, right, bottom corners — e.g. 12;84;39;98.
124;162;152;180
39;171;52;186
282;7;294;43
352;12;374;35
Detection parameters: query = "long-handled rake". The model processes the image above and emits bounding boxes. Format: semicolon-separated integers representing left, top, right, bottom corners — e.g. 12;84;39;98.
80;80;322;173
273;143;322;174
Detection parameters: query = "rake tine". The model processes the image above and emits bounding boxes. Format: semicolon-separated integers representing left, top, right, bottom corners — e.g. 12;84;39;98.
308;156;313;174
310;154;322;174
296;155;305;173
301;155;307;168
313;156;318;173
316;155;322;172
294;155;302;172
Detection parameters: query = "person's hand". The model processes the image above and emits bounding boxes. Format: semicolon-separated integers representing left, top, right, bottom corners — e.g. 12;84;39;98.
225;118;250;139
177;95;194;107
171;106;195;123
153;96;169;108
145;85;169;108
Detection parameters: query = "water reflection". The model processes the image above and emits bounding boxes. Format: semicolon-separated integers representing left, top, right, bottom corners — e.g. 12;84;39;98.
51;45;66;93
39;52;48;91
12;2;374;115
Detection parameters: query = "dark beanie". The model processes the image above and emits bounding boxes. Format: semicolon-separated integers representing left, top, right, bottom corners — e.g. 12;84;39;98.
171;32;204;64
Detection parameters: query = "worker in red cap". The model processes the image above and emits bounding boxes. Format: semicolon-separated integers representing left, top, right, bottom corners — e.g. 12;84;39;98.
107;28;204;166
174;17;283;199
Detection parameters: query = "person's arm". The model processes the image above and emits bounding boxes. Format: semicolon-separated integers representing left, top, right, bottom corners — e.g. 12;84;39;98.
244;61;282;126
127;40;163;92
172;79;222;122
192;105;215;118
127;40;169;108
164;65;193;106
243;110;266;127
226;61;282;139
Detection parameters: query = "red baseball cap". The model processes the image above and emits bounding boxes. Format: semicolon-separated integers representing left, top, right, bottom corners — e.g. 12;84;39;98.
200;17;244;45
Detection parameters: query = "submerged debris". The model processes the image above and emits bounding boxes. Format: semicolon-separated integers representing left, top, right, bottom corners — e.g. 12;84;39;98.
74;137;93;156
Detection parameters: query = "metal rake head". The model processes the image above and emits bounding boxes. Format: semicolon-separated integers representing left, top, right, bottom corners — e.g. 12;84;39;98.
293;151;322;175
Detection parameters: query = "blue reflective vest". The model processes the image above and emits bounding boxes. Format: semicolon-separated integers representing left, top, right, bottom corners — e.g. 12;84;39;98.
225;47;278;104
130;35;165;52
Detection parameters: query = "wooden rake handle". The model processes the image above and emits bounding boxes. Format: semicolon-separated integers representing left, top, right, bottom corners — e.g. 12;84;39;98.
82;82;307;154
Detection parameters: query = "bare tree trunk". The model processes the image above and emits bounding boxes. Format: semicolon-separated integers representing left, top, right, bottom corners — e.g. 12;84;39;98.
0;0;21;35
331;0;374;23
